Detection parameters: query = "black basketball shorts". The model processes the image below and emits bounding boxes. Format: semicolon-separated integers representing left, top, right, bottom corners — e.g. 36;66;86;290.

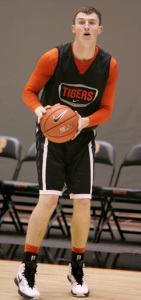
36;124;95;199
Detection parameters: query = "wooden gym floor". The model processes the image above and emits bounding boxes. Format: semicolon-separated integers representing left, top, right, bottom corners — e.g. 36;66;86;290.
0;260;141;300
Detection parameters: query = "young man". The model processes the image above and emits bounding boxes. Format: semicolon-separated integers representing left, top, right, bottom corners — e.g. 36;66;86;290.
14;6;118;298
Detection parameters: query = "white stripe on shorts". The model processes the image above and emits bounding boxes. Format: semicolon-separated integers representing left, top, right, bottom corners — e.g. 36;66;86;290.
40;190;62;195
70;193;91;199
88;140;94;196
42;138;48;191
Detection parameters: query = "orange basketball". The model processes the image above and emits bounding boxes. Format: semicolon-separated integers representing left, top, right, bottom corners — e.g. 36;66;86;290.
40;104;78;143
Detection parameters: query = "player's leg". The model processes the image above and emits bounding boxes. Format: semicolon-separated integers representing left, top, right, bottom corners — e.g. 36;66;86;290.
66;136;94;297
14;135;65;299
71;198;91;248
25;194;58;246
14;193;59;299
68;198;91;297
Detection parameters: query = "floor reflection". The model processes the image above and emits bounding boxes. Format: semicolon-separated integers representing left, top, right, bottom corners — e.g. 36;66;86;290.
0;243;141;271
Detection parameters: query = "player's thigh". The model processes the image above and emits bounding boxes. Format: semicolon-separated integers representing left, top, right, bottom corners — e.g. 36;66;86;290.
36;134;65;191
66;139;94;195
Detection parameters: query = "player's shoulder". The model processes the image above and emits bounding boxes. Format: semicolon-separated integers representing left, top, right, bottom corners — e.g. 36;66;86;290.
36;48;59;69
40;47;58;61
98;47;118;79
110;56;118;66
110;56;118;74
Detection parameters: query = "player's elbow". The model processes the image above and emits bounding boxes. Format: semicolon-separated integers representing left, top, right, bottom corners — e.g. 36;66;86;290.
101;105;113;123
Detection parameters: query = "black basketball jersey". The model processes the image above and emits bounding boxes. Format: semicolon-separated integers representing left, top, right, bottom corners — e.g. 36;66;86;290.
40;42;111;120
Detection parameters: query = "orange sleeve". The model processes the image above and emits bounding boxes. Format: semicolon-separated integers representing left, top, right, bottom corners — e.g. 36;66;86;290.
22;48;58;113
88;57;118;127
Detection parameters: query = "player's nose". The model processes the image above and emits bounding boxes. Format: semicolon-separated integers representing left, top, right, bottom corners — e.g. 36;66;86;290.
84;21;89;29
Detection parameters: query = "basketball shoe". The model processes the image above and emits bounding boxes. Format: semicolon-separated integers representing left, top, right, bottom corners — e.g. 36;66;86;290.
67;262;90;297
14;262;40;299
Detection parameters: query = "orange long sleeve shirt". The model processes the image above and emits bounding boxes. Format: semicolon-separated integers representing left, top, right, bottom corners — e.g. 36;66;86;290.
23;45;118;128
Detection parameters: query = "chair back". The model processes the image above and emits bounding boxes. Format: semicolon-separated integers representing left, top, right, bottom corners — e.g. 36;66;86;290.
21;142;36;162
94;140;116;186
114;143;141;187
0;136;22;180
17;142;37;182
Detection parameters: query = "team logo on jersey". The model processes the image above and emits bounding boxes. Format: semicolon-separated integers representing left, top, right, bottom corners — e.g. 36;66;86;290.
58;83;98;107
0;139;7;153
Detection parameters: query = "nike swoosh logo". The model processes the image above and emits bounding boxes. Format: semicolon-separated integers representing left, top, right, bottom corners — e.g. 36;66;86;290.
53;110;68;122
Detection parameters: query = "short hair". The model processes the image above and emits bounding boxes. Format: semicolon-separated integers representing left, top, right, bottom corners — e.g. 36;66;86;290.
73;6;102;25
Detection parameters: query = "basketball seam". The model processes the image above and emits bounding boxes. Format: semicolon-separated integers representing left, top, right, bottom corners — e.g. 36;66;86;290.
46;126;78;138
42;115;77;134
44;106;76;124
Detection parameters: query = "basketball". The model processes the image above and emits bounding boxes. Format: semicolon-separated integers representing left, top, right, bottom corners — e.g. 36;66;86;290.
40;104;78;143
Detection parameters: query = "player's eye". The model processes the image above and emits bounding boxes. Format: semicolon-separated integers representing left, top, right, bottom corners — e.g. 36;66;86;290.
89;21;95;25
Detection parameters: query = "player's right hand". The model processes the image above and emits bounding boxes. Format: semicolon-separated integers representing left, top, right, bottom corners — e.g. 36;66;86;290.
35;105;51;124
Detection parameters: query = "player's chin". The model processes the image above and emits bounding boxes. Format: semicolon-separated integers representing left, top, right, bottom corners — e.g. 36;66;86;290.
82;36;93;43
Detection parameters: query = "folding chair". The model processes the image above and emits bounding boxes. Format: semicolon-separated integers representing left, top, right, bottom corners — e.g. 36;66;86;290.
102;143;141;239
94;140;116;186
60;140;116;241
0;135;22;180
0;136;22;230
114;143;141;186
91;140;116;241
0;142;68;236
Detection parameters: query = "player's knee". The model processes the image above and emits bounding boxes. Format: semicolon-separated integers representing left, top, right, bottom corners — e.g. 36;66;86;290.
74;198;90;213
81;198;91;211
39;194;58;211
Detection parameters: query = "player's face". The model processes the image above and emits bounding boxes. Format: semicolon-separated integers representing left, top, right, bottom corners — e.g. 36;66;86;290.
72;12;103;44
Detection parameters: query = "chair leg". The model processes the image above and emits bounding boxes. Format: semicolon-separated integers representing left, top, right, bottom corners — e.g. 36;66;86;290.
42;247;55;263
0;195;25;232
94;197;115;243
11;204;25;233
56;215;66;235
46;204;66;238
60;209;70;236
111;210;125;240
93;211;103;242
93;197;114;242
0;201;19;232
107;222;115;239
9;209;20;232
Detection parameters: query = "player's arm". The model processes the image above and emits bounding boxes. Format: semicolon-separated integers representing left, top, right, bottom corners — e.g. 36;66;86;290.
22;48;58;122
87;57;118;127
74;57;118;137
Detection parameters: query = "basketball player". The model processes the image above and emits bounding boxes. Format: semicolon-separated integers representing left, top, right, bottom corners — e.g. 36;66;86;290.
14;6;118;298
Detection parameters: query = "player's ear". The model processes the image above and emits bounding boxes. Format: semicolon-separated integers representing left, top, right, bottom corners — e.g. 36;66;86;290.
98;25;103;35
72;25;75;34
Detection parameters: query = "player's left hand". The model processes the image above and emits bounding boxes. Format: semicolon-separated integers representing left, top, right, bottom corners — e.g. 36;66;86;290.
72;112;89;139
35;105;51;124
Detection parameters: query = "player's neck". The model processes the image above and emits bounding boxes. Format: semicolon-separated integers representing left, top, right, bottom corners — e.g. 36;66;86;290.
72;40;96;61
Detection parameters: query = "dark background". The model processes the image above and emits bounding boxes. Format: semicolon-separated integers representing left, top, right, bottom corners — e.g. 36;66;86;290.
0;0;141;187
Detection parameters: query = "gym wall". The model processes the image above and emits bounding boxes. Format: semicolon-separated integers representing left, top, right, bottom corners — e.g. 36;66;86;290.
0;0;141;186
